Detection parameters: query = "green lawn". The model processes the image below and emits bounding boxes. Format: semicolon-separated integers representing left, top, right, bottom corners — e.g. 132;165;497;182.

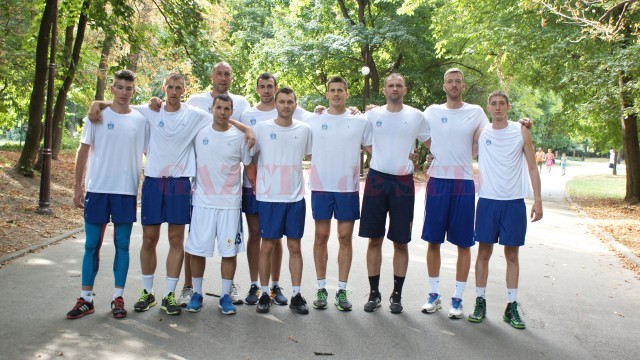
566;174;625;199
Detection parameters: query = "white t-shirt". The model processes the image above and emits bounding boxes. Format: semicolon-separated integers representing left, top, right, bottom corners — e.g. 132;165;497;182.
192;126;251;209
250;119;312;203
134;104;210;178
81;107;149;195
424;103;488;180
363;105;430;176
186;91;250;120
307;111;368;192
477;121;530;200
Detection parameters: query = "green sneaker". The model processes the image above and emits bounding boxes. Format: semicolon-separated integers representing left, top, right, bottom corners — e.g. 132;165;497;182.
468;297;486;323
503;301;525;329
334;289;352;311
161;292;182;315
313;288;328;310
133;289;156;312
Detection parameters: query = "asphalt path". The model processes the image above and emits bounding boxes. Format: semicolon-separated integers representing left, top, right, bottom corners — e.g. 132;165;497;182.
0;160;638;359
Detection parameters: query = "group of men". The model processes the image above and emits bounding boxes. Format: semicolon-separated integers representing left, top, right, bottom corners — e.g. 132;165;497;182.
67;62;542;330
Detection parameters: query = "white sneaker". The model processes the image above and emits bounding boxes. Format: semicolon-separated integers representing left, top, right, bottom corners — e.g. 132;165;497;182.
448;297;464;319
421;293;442;313
230;283;243;305
177;286;194;307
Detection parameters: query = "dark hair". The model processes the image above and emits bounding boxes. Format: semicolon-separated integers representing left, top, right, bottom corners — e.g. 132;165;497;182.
113;69;135;85
213;93;234;108
487;90;509;105
256;72;277;88
275;86;296;102
326;76;348;91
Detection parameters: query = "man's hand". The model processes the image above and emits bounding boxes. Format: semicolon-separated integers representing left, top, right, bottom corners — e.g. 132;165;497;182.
73;188;85;208
530;200;543;222
347;106;361;115
409;149;418;166
244;127;256;149
519;117;532;129
87;101;107;123
314;105;326;114
149;97;162;112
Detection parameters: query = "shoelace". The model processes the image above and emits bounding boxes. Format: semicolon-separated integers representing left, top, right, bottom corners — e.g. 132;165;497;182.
336;290;349;302
138;291;150;302
317;289;328;300
167;294;178;306
510;302;524;322
472;299;485;317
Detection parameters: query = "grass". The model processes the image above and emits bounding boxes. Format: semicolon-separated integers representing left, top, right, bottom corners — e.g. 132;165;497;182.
567;174;625;199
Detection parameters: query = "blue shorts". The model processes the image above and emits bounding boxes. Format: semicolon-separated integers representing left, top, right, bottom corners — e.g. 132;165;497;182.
258;199;306;239
421;177;475;247
84;192;137;224
474;198;527;246
358;169;415;244
311;191;360;221
141;177;192;225
242;187;259;215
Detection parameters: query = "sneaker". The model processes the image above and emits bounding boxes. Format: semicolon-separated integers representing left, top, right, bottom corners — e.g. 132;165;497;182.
219;294;237;315
161;292;182;315
66;298;95;319
111;296;127;319
334;289;352;311
389;292;403;314
186;292;203;313
503;301;526;329
270;285;288;305
421;293;442;314
468;297;486;323
133;289;156;312
289;293;309;314
245;284;261;305
177;286;194;307
230;283;243;305
256;293;271;313
448;297;464;319
363;290;381;312
313;288;328;310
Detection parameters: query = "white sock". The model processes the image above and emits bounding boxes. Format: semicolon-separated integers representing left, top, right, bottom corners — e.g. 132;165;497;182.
192;277;203;295
429;277;440;294
251;280;259;287
271;280;280;289
142;274;154;293
221;278;233;296
337;281;347;291
453;281;466;299
113;288;124;299
292;286;300;297
261;285;270;296
508;288;518;303
476;287;486;298
81;290;93;302
317;278;327;289
166;277;179;296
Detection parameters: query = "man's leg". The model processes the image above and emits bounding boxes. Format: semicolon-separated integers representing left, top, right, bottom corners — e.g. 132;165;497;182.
220;256;238;314
161;223;185;315
334;220;354;311
312;220;330;309
503;245;525;329
244;213;261;304
67;222;105;319
287;238;309;314
468;243;493;323
140;224;161;291
256;238;276;313
186;254;205;313
364;237;384;312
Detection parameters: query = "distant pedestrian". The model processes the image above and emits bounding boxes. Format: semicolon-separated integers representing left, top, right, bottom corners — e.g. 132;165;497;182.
560;153;567;176
535;148;545;173
545;149;555;174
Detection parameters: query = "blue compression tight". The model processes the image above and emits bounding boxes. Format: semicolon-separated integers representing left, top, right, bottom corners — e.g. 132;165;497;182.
81;222;133;288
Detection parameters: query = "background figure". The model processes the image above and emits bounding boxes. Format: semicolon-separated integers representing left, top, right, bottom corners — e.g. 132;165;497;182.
535;147;545;173
545;149;555;174
561;153;567;176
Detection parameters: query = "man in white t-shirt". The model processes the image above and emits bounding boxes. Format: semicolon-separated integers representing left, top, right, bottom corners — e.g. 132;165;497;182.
184;94;251;315
307;76;367;312
67;70;149;320
248;87;312;315
239;73;311;306
359;73;430;314
468;90;542;329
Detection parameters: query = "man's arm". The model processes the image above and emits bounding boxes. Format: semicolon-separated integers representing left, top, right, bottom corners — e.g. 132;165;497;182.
87;101;112;123
246;162;257;194
522;127;542;222
229;119;255;149
73;143;90;208
472;126;483;159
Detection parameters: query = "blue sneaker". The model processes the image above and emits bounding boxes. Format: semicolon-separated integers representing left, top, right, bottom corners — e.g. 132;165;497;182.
186;292;203;313
421;293;442;314
448;297;464;319
219;294;237;315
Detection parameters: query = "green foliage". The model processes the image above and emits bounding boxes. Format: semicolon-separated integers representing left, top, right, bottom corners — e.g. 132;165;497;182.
567;174;625;199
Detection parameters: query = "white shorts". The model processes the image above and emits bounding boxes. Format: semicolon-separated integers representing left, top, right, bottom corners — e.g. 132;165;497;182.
185;207;245;258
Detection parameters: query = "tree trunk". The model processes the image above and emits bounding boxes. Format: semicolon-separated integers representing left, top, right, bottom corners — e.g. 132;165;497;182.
51;0;90;159
95;33;114;101
619;71;640;203
16;0;56;177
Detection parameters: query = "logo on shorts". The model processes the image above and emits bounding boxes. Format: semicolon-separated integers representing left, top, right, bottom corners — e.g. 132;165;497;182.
202;137;209;145
441;117;448;124
250;118;256;125
227;238;232;245
485;139;492;146
321;123;328;130
376;120;382;127
235;233;242;245
107;122;115;130
159;120;165;128
270;132;277;140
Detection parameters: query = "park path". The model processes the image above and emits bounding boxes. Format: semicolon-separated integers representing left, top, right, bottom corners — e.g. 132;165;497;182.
0;159;637;360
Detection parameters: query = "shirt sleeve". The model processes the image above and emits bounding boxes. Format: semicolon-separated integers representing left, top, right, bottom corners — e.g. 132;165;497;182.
80;117;95;146
416;113;431;142
362;116;373;147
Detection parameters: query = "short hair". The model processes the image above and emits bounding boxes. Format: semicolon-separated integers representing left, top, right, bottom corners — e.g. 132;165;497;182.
326;76;348;91
384;73;405;86
256;72;277;88
213;93;233;109
163;73;185;87
212;62;232;73
113;69;135;85
275;86;296;102
444;68;464;81
487;90;509;105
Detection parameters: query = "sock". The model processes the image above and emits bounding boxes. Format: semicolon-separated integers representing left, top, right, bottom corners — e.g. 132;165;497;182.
476;287;486;298
292;286;300;297
221;279;233;296
271;280;280;289
337;280;347;291
166;277;179;296
142;274;154;293
113;287;124;299
262;285;270;296
251;280;259;287
453;281;466;299
368;275;380;293
81;290;93;302
317;278;327;290
393;275;405;295
429;277;440;294
508;288;518;303
192;277;203;295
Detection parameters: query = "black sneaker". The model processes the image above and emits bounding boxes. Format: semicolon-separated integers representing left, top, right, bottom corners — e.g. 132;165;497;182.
256;293;271;313
289;293;309;314
334;289;352;311
134;289;156;312
313;288;328;310
503;301;525;329
363;290;381;312
245;284;261;305
111;296;127;319
389;292;403;314
270;285;289;305
468;297;486;323
66;298;95;319
161;292;182;315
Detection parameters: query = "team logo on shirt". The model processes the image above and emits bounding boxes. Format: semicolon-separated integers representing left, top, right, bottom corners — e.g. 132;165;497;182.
270;132;277;140
107;122;115;130
486;139;492;146
376;120;382;127
322;123;328;130
202;137;209;145
159;120;165;128
250;118;256;125
441;117;448;124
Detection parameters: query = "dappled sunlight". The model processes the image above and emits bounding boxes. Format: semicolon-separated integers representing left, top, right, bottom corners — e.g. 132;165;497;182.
25;257;56;266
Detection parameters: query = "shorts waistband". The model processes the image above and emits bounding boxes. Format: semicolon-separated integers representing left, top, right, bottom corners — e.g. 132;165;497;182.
368;168;414;181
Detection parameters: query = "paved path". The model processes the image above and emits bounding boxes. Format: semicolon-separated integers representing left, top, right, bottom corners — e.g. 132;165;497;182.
0;160;638;360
